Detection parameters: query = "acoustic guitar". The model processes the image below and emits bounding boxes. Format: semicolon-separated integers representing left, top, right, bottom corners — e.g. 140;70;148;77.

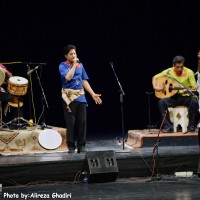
154;77;182;98
154;76;196;98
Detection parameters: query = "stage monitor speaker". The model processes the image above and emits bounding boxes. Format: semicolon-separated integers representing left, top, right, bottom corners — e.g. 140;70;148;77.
82;150;119;183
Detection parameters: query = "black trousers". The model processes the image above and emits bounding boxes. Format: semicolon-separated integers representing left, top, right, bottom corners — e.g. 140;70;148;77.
0;92;23;122
158;94;199;129
62;100;87;149
0;92;12;120
0;92;12;102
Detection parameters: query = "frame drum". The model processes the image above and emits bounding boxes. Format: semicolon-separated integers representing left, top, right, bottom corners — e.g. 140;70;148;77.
0;67;5;86
38;129;62;150
7;76;28;96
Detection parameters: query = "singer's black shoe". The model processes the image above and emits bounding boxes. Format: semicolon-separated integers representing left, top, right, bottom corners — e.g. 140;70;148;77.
77;146;86;153
68;147;75;153
162;127;173;133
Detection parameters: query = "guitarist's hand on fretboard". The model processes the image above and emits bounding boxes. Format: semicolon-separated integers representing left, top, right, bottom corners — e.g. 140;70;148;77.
182;87;196;94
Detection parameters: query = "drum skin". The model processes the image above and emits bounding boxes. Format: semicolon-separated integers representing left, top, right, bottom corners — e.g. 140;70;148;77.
38;129;62;150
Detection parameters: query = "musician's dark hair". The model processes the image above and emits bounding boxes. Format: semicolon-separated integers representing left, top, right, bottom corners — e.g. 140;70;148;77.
63;45;76;55
173;55;185;65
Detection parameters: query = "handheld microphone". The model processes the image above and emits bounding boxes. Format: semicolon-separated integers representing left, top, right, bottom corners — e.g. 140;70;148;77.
27;66;40;75
73;58;80;63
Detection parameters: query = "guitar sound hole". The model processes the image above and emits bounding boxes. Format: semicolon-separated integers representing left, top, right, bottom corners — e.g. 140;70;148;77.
169;84;172;92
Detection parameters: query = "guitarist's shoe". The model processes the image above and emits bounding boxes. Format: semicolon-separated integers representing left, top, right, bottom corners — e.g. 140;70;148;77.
162;128;174;133
187;126;196;132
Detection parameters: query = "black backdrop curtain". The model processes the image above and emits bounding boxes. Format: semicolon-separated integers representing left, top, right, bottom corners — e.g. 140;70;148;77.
0;0;199;136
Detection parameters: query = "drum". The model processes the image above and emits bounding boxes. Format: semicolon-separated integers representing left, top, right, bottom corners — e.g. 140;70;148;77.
7;76;28;96
38;129;62;150
8;96;23;107
0;67;5;86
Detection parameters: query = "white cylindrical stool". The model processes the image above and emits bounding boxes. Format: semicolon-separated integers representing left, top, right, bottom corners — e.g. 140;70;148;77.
172;106;189;133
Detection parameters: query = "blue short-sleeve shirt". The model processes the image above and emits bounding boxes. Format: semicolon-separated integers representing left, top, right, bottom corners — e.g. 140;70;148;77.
59;62;89;103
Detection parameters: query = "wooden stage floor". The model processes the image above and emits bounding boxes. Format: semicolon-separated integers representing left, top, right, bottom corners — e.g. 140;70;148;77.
0;127;200;199
0;127;199;184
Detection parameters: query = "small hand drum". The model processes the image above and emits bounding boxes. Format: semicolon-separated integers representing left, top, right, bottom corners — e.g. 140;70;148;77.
8;76;28;96
38;129;62;150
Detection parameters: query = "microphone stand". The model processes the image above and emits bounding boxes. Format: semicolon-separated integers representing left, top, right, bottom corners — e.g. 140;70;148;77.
146;111;167;183
27;64;33;121
110;62;126;150
22;62;47;65
146;92;153;132
25;62;46;121
35;69;51;129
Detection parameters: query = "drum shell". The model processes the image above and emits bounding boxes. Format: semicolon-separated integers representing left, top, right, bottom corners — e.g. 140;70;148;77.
7;77;28;96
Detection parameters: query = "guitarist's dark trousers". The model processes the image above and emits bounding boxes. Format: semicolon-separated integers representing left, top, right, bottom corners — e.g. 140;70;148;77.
158;94;199;129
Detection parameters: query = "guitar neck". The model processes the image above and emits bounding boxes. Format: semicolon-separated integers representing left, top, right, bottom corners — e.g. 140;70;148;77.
171;86;196;92
171;86;183;90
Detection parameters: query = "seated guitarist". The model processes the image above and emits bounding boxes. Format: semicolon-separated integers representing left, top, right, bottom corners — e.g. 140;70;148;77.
152;55;199;133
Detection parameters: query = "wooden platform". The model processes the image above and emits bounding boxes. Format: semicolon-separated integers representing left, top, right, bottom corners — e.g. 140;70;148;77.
125;129;199;148
0;126;67;155
0;128;199;187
